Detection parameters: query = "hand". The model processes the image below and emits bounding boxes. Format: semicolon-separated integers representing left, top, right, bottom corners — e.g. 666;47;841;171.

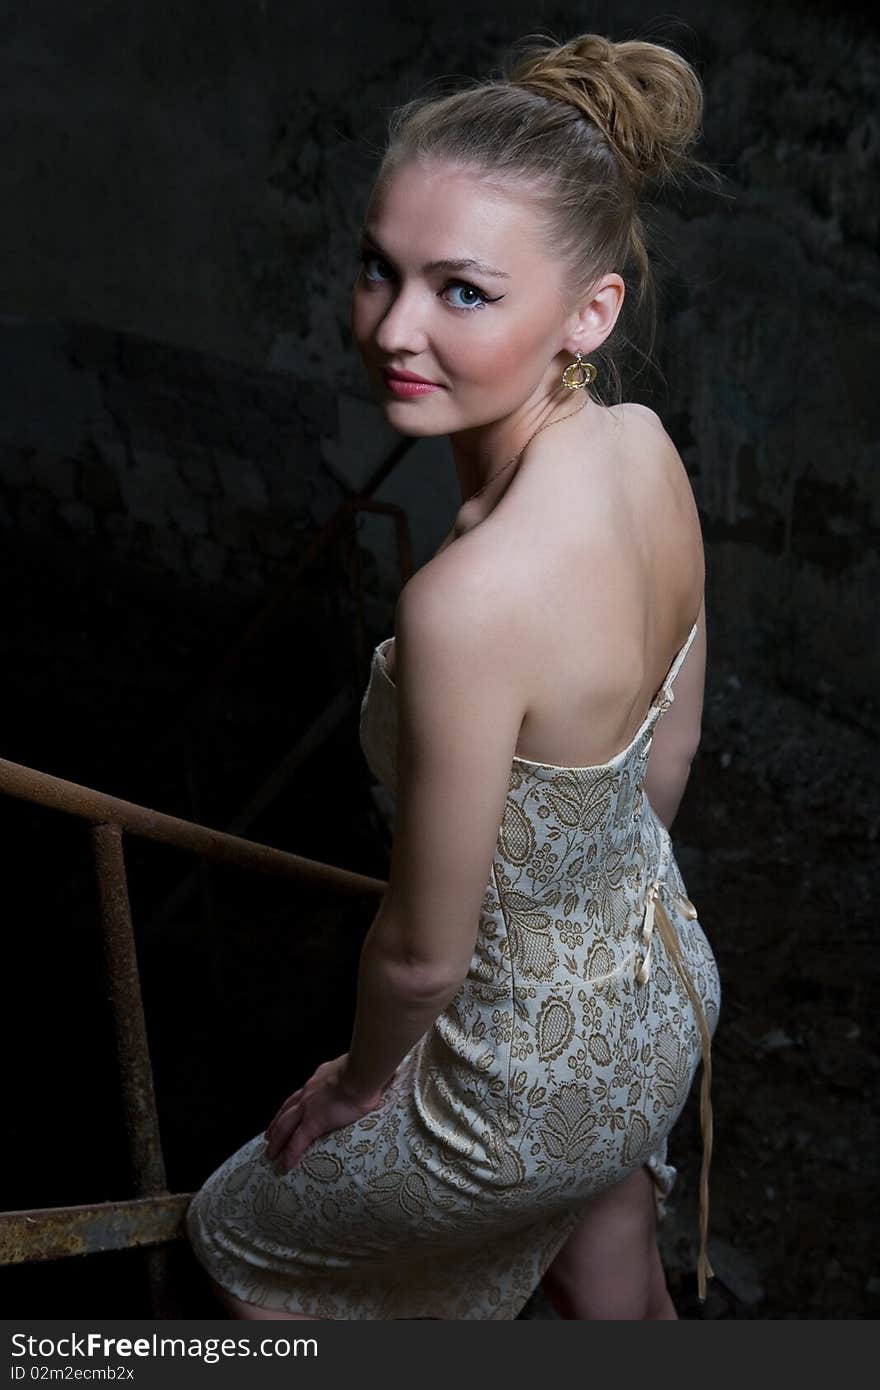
262;1053;393;1174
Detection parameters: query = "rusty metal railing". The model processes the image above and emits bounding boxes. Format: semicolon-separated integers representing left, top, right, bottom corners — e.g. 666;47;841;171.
142;458;416;934
152;457;417;763
0;754;386;1315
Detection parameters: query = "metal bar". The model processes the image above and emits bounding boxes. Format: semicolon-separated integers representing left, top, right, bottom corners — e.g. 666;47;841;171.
180;729;219;975
0;756;385;898
0;467;415;1305
227;688;356;837
146;688;358;930
92;823;168;1197
351;496;415;586
0;1196;190;1264
348;504;368;678
186;470;417;709
149;483;416;753
144;1246;179;1319
91;823;189;1317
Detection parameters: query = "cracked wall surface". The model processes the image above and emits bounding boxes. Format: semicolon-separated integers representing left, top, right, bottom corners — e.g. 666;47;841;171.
0;0;878;1322
0;0;877;710
0;317;339;591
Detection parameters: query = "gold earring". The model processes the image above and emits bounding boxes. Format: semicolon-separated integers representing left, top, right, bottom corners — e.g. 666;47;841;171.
562;352;597;391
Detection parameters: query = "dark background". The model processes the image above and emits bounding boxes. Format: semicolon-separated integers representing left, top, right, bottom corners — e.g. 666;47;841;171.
1;0;877;1319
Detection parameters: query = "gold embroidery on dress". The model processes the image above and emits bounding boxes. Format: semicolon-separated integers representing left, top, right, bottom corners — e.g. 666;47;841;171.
185;620;720;1318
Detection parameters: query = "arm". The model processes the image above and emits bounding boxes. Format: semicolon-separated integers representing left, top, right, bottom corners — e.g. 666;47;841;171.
338;924;462;1104
340;566;527;1103
642;592;707;830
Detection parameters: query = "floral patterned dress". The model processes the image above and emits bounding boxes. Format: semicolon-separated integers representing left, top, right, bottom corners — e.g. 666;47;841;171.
185;620;721;1317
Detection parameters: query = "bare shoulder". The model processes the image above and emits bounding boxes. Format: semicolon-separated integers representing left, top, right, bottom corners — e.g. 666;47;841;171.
615;405;705;609
606;400;673;438
395;526;527;684
615;402;696;506
619;401;664;428
611;402;677;457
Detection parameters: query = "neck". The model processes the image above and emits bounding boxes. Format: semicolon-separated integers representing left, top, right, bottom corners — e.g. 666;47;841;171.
449;388;592;520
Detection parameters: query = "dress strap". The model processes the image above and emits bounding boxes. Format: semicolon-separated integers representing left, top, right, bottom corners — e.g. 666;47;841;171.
637;874;714;1303
654;621;699;714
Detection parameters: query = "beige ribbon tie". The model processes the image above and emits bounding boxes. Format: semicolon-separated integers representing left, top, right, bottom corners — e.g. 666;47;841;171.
637;873;714;1303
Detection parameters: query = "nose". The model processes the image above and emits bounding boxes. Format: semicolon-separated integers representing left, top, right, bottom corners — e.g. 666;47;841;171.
372;285;430;357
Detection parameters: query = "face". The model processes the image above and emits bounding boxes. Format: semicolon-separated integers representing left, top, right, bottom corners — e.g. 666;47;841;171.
350;159;588;435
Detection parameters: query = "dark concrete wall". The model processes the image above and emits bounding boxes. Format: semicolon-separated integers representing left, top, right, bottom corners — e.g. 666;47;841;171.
1;0;877;716
1;1;878;1322
0;317;338;591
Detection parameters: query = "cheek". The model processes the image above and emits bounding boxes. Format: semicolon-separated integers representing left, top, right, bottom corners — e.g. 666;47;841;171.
450;316;546;390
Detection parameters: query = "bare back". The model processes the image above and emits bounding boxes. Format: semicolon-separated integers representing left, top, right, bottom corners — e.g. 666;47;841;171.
384;402;705;770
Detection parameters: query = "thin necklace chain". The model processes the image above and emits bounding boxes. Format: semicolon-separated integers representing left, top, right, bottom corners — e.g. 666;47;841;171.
463;392;590;506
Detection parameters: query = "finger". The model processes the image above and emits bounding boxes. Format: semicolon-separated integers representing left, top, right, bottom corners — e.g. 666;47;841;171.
265;1109;301;1160
267;1086;305;1128
264;1103;302;1159
278;1126;318;1174
264;1088;304;1135
264;1089;305;1142
265;1112;290;1150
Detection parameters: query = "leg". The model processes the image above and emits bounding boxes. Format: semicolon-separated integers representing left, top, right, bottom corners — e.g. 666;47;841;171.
541;1165;677;1320
208;1277;321;1320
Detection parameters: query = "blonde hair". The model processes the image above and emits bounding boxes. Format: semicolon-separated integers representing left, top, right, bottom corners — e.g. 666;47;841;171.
369;31;719;403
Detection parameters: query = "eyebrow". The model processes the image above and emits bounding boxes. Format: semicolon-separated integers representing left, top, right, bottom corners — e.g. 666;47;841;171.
360;228;511;280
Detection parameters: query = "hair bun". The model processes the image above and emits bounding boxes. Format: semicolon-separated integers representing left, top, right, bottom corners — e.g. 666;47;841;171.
507;32;704;191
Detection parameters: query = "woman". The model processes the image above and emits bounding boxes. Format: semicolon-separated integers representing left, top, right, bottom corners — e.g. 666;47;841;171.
186;30;722;1321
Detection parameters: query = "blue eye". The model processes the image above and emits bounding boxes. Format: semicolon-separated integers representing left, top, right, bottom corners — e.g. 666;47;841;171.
445;283;487;311
360;252;393;282
358;250;497;313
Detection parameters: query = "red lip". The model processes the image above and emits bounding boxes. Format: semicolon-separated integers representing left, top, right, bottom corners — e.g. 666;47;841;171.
382;367;442;386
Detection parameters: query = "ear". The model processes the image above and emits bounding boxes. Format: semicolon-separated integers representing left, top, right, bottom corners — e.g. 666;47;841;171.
563;273;626;356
